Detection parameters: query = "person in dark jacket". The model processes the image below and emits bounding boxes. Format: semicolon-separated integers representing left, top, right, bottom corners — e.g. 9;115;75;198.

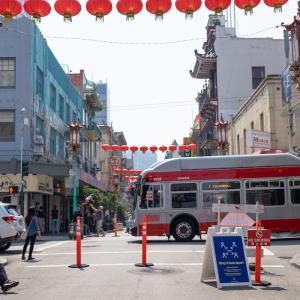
0;263;19;293
22;207;39;261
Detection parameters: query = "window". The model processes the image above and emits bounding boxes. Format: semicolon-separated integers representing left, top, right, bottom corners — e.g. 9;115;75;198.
66;102;70;124
202;181;240;207
245;180;285;206
171;183;197;209
50;84;56;112
289;179;300;204
0;110;15;141
36;67;44;98
140;184;164;209
260;113;264;131
50;127;57;156
72;110;77;122
59;95;64;120
251;121;254;130
59;134;64;161
0;58;15;88
36;116;44;137
252;66;265;89
237;134;240;155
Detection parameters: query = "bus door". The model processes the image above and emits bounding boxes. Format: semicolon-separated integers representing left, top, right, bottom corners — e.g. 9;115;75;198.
138;183;167;236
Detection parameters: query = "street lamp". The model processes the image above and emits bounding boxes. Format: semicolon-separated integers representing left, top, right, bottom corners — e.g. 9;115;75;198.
215;114;229;156
69;122;82;214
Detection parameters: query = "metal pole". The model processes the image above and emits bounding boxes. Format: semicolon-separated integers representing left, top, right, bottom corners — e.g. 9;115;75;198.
73;155;77;214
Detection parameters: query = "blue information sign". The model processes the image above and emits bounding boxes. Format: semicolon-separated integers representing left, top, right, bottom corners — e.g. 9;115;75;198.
282;67;292;104
212;236;250;285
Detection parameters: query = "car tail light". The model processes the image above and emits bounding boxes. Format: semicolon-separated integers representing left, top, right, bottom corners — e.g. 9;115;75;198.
2;215;16;223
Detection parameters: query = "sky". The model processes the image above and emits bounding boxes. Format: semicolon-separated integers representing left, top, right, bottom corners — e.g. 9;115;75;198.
37;0;297;161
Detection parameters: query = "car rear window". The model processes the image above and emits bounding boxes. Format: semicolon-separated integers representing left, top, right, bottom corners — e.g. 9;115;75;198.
4;205;20;216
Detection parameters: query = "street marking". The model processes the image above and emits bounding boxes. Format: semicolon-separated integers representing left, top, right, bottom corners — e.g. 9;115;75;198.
36;241;69;252
24;263;285;269
262;247;275;256
34;250;205;256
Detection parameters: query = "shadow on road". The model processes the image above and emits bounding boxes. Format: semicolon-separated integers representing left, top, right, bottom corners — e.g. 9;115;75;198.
128;239;206;245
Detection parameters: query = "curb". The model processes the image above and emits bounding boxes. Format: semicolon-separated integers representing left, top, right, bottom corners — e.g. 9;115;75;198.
0;258;8;266
290;254;300;269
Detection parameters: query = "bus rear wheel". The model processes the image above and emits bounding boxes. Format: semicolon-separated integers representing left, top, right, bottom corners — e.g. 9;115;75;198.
172;219;196;242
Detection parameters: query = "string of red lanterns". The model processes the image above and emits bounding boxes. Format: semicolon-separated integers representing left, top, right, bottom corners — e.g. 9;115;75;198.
114;168;142;175
0;0;290;22
101;143;197;153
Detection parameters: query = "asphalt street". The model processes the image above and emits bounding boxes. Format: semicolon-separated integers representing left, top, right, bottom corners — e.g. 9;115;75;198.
1;232;300;300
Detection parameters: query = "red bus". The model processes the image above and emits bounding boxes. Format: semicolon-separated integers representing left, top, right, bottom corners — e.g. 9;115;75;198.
130;153;300;241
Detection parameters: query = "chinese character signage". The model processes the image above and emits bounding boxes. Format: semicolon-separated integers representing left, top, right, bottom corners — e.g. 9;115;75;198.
246;130;271;149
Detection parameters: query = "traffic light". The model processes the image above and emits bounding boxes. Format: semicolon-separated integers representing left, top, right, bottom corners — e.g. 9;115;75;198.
22;161;29;177
9;186;19;194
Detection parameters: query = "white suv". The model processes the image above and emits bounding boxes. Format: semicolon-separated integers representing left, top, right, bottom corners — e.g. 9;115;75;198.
0;202;25;252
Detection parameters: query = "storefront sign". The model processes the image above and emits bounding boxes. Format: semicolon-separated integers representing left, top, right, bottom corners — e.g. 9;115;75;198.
246;130;271;149
201;104;217;120
0;174;21;193
247;229;271;246
24;174;53;194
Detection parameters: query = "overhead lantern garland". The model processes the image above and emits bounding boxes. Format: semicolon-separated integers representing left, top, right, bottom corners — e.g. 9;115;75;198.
149;145;158;153
130;145;139;153
54;0;81;22
205;0;231;14
140;145;149;153
116;0;143;20
159;145;168;152
121;145;129;152
86;0;112;22
235;0;260;15
168;145;177;152
263;0;288;12
146;0;172;21
0;0;22;22
175;0;201;19
24;0;51;22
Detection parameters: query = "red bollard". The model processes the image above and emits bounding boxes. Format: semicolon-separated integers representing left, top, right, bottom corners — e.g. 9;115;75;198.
135;215;154;267
69;216;89;269
113;213;119;237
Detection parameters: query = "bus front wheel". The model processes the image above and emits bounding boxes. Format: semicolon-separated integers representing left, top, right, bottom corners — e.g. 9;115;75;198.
172;219;196;242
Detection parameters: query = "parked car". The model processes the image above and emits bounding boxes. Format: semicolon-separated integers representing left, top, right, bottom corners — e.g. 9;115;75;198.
0;202;25;252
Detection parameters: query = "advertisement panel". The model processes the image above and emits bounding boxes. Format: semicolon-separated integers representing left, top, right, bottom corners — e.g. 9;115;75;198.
246;130;271;149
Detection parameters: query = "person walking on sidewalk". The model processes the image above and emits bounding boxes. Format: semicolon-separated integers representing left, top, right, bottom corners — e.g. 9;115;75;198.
37;206;45;235
51;205;59;234
22;207;39;261
90;204;105;237
0;263;19;293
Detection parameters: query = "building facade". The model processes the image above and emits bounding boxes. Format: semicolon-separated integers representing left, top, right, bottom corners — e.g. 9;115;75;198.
228;75;300;155
0;17;88;232
95;81;111;125
190;14;286;156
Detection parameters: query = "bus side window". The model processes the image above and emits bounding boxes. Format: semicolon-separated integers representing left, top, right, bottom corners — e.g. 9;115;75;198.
140;185;149;209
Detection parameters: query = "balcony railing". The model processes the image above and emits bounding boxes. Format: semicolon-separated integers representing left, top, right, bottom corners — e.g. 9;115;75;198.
198;121;218;148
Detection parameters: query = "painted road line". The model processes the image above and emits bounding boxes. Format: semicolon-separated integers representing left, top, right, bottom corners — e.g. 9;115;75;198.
35;241;70;252
262;247;275;256
24;263;285;269
34;250;205;256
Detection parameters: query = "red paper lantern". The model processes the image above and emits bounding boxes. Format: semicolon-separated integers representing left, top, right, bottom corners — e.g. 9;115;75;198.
116;0;143;20
121;168;128;174
130;145;139;153
159;145;168;152
115;168;121;173
111;144;121;152
129;169;136;175
136;170;142;175
263;0;288;12
146;0;172;20
121;145;129;152
169;145;177;152
140;145;148;153
54;0;81;22
178;145;187;152
235;0;260;14
101;143;111;151
188;143;196;151
175;0;201;19
24;0;51;22
149;145;158;153
205;0;231;13
86;0;112;22
0;0;22;22
124;175;130;181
